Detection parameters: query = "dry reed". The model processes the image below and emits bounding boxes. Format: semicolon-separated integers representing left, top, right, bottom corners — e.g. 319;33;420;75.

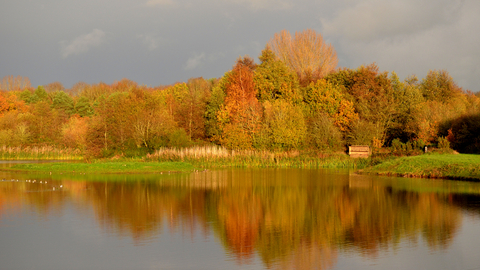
145;146;363;168
0;145;83;160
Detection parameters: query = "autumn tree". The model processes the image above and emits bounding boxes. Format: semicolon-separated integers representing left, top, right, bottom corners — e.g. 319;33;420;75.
161;78;212;141
111;78;138;92
79;82;113;101
308;113;344;150
128;88;176;149
0;76;31;91
217;57;261;149
385;72;427;144
62;115;89;149
205;78;227;142
0;92;29;146
326;64;396;147
268;29;338;85
260;100;307;150
303;79;358;132
420;70;462;103
254;46;302;104
184;77;212;139
85;92;131;156
68;81;90;96
26;101;60;144
0;91;27;116
44;82;65;93
100;92;132;150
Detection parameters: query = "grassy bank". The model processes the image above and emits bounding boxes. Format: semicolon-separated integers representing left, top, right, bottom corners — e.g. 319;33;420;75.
361;153;480;181
0;146;372;175
5;161;198;175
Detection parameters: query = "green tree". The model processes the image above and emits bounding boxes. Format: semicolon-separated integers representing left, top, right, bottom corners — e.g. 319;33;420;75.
205;77;227;143
34;86;49;102
254;47;302;104
51;91;75;116
389;72;425;142
308;113;344;150
75;96;94;117
19;86;49;104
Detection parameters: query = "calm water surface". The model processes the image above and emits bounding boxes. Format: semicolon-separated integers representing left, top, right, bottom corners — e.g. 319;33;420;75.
1;168;480;270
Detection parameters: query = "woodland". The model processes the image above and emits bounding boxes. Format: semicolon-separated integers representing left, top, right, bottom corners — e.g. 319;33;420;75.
1;29;479;158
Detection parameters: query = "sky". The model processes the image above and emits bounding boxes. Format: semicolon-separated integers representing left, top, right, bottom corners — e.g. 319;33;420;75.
1;0;479;92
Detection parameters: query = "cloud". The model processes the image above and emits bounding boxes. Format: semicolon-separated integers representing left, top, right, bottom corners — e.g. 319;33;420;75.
323;0;480;91
184;53;206;70
137;34;164;51
61;29;106;58
145;0;176;7
234;0;293;11
322;0;464;41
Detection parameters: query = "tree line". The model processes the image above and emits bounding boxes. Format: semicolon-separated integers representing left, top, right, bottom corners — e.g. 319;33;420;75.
1;29;479;157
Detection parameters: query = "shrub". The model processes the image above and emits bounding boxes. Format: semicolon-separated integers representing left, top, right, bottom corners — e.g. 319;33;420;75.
168;129;191;148
309;113;343;150
438;136;450;150
391;138;403;152
414;139;426;150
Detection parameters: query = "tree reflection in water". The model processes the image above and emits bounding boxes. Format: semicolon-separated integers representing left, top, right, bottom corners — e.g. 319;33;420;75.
1;169;475;269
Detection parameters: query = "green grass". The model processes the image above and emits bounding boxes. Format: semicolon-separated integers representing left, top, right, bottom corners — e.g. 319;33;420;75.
361;153;480;181
4;161;198;175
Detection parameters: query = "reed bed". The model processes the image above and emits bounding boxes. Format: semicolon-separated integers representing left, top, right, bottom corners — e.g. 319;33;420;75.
0;145;84;160
145;146;368;169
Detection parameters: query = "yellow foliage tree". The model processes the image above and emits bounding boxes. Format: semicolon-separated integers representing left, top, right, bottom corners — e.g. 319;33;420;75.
268;29;338;85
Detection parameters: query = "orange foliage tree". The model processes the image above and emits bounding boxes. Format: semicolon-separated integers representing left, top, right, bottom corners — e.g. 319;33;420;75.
326;64;395;146
217;57;261;149
62;115;89;149
161;78;212;141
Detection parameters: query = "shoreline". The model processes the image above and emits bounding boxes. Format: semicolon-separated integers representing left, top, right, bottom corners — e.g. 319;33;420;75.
1;161;199;175
1;152;479;182
359;153;480;181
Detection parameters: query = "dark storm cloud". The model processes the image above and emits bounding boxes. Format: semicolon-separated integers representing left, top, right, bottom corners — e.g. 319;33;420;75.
322;0;479;91
1;0;478;91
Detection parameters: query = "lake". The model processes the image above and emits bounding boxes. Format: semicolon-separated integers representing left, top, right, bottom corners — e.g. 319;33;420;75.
1;168;480;270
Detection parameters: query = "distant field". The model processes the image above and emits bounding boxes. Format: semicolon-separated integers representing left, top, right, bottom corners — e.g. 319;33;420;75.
361;153;480;181
3;161;198;175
